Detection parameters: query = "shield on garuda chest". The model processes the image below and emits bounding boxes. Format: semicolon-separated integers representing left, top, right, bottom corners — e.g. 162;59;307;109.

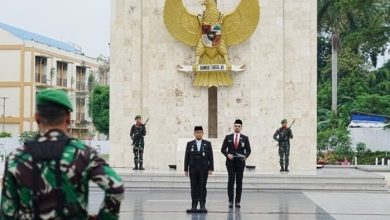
202;23;222;47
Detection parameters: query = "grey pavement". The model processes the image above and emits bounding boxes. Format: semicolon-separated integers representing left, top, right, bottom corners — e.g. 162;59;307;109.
89;190;390;220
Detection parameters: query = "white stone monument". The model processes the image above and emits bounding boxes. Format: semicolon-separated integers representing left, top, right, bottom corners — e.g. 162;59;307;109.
110;0;317;171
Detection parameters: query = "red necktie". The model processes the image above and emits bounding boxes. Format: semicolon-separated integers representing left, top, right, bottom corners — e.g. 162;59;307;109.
234;134;239;149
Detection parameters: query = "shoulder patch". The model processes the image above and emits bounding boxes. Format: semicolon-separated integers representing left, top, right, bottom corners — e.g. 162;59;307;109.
68;139;86;150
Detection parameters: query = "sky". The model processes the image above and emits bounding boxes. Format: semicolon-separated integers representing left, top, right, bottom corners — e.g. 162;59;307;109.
0;0;110;58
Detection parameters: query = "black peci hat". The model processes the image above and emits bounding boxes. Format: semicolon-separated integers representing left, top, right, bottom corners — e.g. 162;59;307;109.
234;119;242;125
194;126;203;131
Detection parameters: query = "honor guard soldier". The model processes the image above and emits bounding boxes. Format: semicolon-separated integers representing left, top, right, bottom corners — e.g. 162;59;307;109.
130;115;147;170
273;119;293;172
0;89;124;220
184;126;214;213
221;119;251;208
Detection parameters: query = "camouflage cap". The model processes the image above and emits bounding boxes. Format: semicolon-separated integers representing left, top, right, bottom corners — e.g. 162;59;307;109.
135;115;142;120
37;89;73;112
281;119;287;124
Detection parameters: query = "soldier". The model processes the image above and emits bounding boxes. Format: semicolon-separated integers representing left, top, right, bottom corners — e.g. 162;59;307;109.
221;119;251;208
184;126;214;212
130;115;146;170
0;89;124;220
273;119;293;172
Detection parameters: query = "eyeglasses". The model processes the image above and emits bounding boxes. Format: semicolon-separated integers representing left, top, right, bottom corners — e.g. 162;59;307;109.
234;125;242;128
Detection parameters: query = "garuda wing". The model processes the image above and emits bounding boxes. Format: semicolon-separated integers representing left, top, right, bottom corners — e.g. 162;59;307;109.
222;0;260;46
164;0;201;46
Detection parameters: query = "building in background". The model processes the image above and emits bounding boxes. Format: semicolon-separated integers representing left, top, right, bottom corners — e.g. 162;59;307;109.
0;22;109;139
349;112;390;152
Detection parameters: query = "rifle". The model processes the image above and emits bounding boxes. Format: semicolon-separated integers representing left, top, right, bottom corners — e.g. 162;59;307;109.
275;119;295;147
135;118;149;169
131;117;149;145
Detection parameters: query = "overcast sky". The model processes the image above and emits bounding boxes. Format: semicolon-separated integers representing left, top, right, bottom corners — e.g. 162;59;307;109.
0;0;110;58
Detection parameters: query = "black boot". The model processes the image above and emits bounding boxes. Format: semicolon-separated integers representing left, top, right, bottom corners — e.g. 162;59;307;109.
139;162;145;170
133;162;138;170
191;201;198;210
280;165;285;172
285;165;289;172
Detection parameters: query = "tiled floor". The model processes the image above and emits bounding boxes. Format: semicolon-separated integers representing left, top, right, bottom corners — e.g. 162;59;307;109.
87;189;390;220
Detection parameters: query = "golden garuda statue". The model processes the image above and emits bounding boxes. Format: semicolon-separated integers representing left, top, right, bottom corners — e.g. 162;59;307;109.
164;0;260;87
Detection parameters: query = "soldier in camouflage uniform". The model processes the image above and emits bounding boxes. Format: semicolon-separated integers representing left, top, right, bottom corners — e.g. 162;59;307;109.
130;115;146;170
0;89;124;220
273;119;293;172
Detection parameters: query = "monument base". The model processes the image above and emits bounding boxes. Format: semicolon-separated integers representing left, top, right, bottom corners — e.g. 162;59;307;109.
176;138;316;172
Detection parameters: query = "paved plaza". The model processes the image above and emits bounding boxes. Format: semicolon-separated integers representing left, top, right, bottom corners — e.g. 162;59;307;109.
89;190;390;220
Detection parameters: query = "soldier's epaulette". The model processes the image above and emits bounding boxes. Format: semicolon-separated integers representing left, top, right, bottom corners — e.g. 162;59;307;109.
67;139;87;150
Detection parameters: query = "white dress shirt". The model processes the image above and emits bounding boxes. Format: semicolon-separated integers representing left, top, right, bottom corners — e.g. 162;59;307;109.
196;139;202;151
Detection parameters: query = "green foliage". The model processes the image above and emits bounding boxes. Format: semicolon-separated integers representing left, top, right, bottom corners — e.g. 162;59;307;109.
317;1;390;162
351;94;390;115
318;0;390;67
0;132;12;138
357;151;390;165
318;128;351;153
355;142;368;156
89;86;109;136
19;131;37;144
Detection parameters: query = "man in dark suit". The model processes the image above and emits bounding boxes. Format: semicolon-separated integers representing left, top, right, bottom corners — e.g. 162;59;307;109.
184;126;214;211
221;119;251;208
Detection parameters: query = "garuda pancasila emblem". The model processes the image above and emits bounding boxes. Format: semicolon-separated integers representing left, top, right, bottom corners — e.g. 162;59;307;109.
164;0;260;87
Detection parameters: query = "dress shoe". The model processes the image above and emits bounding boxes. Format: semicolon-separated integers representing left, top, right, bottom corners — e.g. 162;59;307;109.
200;202;206;210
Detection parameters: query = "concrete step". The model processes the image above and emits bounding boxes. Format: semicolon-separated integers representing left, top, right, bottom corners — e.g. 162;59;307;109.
90;169;389;193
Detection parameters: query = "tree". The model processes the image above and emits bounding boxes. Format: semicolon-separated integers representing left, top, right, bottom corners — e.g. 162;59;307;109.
351;94;390;115
0;132;12;138
89;86;109;136
88;74;96;93
318;0;390;112
317;1;390;163
19;131;37;144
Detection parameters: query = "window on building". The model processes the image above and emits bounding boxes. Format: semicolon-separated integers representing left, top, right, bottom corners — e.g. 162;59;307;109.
76;66;86;91
35;56;47;83
56;61;68;87
99;71;108;85
76;97;86;122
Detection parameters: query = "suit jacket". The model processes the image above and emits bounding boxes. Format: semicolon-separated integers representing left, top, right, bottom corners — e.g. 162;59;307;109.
184;139;214;172
221;133;251;161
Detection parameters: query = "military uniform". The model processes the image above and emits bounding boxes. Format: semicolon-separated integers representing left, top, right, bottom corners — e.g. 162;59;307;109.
130;118;146;170
184;134;214;210
0;89;124;220
273;119;293;172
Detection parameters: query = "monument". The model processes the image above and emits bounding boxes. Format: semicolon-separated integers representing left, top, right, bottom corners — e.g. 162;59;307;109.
110;0;317;171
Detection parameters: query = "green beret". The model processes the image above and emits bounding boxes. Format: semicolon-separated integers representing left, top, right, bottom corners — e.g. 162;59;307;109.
281;119;287;124
135;115;142;120
37;89;73;112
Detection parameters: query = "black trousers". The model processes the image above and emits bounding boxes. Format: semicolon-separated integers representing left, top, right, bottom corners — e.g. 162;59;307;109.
189;165;209;204
226;159;245;203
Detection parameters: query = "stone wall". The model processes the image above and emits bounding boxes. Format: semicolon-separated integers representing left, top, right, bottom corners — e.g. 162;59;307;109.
110;0;317;171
